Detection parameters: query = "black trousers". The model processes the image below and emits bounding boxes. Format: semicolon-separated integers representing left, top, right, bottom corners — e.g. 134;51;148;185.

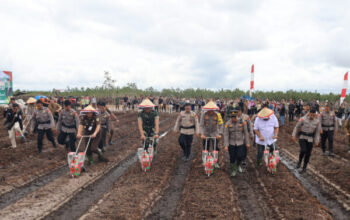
37;129;56;151
242;144;247;161
289;113;294;122
178;134;193;157
57;131;76;151
98;127;108;149
257;144;273;161
298;139;314;169
228;145;244;165
321;130;334;153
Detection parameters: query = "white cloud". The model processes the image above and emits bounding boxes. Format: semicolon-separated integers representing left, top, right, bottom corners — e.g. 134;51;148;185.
0;0;348;93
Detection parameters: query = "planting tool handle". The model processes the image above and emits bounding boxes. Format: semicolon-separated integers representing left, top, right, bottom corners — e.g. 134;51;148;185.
76;135;91;154
205;137;217;152
143;137;154;150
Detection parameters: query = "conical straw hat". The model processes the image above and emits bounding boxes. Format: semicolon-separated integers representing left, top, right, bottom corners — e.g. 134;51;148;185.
257;107;274;118
80;105;99;114
26;97;37;104
138;98;155;108
202;101;219;111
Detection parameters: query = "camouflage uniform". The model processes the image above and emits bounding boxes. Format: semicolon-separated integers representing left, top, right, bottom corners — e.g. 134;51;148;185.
319;111;337;155
292;115;321;171
138;110;159;150
57;109;79;151
30;107;56;152
80;115;107;162
98;111;110;151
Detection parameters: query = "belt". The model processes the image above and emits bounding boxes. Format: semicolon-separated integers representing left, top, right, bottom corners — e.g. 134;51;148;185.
322;124;334;127
38;120;51;125
299;131;315;137
62;122;76;129
180;125;195;129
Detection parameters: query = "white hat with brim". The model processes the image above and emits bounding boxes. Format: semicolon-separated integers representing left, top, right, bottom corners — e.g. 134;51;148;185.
257;107;274;119
202;101;219;111
138;98;155;108
26;97;37;104
80;105;99;114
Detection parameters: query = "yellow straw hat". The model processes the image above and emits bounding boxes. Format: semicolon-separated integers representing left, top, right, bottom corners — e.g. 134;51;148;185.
80;105;99;114
202;101;219;111
257;107;274;119
26;97;37;104
138;98;156;108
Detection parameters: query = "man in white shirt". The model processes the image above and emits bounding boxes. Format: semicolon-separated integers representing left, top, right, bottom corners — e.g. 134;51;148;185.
254;106;279;166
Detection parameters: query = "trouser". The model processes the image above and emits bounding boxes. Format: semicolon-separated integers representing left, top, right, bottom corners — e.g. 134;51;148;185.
336;117;342;127
321;130;334;153
169;105;173;113
242;144;247;161
257;144;273;161
37;128;56;151
8;122;24;148
228;145;244;165
57;131;76;151
98;127;108;149
280;115;285;126
142;131;157;151
289;113;294;122
298;139;313;169
85;133;101;156
178;134;193;158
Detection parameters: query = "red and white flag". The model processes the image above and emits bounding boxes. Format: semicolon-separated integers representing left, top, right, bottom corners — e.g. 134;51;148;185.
249;64;254;98
340;72;348;105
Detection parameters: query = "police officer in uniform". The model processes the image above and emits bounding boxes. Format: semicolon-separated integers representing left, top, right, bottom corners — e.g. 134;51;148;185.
174;102;199;161
57;100;79;152
199;101;224;168
138;99;159;152
236;106;254;165
97;101;110;152
320;103;337;156
77;105;108;164
292;108;321;173
30;100;57;153
224;108;250;176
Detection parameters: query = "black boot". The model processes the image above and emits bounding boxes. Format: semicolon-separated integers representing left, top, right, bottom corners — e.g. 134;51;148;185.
295;161;301;169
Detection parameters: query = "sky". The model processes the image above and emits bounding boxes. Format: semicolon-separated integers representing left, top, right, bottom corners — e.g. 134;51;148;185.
0;0;349;93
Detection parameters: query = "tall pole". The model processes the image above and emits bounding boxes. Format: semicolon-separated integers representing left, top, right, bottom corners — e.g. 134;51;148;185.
340;71;348;105
250;64;254;100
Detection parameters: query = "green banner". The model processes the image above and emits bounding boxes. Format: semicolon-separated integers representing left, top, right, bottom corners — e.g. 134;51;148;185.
0;71;13;104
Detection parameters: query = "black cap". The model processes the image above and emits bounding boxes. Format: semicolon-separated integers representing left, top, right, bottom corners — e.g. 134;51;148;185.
64;100;71;106
310;108;317;113
97;101;106;106
36;100;43;104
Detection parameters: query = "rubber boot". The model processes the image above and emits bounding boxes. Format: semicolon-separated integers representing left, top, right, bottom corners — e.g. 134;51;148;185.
230;164;237;177
88;155;94;165
300;163;307;173
98;151;109;162
257;159;262;166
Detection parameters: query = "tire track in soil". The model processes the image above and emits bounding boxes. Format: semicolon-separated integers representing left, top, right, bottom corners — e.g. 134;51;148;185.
278;126;350;208
0;113;137;200
244;147;333;220
279;151;350;220
79;129;181;220
42;116;176;220
144;138;199;220
0;116;175;220
173;145;241;220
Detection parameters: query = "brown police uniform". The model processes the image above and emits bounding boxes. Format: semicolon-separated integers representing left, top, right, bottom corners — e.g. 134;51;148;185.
319;111;337;155
57;109;79;151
